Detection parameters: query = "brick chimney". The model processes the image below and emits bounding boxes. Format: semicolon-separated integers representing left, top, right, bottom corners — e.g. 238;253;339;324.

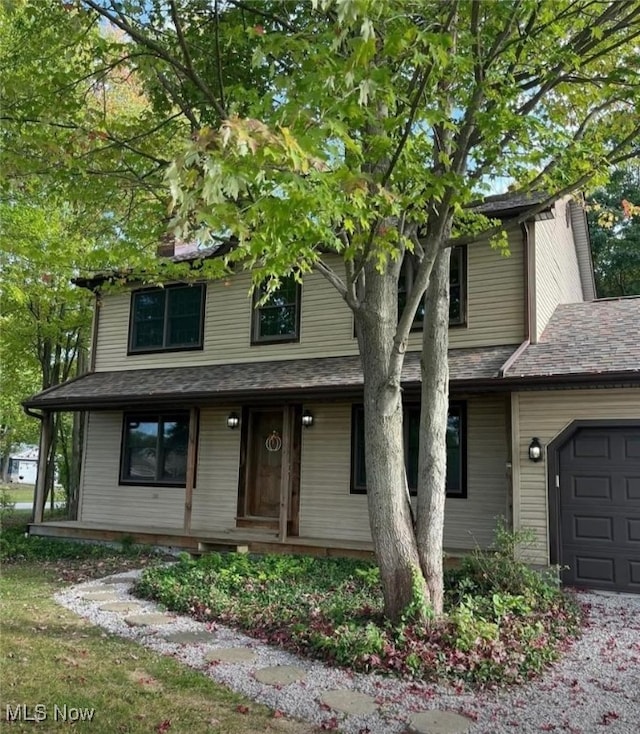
156;232;176;258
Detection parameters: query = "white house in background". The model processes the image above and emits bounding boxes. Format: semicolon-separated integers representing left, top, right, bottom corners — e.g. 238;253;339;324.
8;445;39;484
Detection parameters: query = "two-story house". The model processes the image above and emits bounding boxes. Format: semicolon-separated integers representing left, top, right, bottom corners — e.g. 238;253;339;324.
25;194;640;593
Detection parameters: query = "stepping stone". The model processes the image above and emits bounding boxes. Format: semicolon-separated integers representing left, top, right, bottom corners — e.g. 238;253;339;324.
204;647;256;664
320;690;377;716
101;575;139;585
99;601;145;613
163;630;217;644
254;665;306;686
124;613;175;627
407;710;474;734
80;590;121;601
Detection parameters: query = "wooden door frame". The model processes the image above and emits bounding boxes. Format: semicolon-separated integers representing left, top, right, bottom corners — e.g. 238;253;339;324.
237;404;301;539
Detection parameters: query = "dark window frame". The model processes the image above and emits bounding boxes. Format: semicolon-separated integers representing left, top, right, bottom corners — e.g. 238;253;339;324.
350;402;467;498
398;246;467;330
128;283;206;355
119;411;191;487
250;276;302;345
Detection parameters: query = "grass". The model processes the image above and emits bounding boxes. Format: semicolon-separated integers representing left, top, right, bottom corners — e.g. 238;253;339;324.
0;518;321;734
1;483;36;504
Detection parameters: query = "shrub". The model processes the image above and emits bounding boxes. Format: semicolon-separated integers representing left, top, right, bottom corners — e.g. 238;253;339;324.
0;487;15;523
0;519;153;563
134;530;582;688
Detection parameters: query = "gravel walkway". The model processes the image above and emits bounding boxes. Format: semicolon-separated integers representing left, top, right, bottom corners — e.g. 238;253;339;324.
55;572;640;734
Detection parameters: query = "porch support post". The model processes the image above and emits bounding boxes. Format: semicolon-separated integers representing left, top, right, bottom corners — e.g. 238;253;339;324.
278;406;292;543
183;408;199;533
33;411;53;524
510;393;521;534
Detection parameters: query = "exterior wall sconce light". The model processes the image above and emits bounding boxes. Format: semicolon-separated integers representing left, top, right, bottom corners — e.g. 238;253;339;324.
226;412;240;430
528;437;543;462
302;409;314;428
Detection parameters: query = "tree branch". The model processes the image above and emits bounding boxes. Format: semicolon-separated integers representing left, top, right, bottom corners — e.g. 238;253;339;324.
343;255;360;310
226;0;296;33
168;0;226;117
82;0;227;120
380;63;433;187
313;258;348;301
214;0;226;112
155;72;200;131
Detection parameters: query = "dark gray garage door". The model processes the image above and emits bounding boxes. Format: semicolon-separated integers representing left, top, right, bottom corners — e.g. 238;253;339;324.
558;426;640;592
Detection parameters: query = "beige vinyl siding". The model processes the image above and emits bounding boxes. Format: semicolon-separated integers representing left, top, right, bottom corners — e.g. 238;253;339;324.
298;403;370;542
93;261;355;371
298;396;510;550
79;412;185;528
190;407;241;533
94;240;525;372
570;201;596;300
514;388;640;565
408;235;525;351
534;198;585;340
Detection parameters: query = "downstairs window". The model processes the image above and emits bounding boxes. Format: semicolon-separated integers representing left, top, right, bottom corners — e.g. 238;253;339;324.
120;413;189;486
351;403;466;498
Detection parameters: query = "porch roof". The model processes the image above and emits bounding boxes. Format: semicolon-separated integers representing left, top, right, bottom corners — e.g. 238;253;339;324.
507;297;640;378
23;345;516;411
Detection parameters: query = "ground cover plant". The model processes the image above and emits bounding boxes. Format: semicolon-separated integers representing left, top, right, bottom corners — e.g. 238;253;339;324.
0;516;319;734
134;527;582;687
0;511;154;572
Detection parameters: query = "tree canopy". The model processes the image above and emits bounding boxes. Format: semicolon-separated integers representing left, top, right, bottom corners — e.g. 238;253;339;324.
588;164;640;297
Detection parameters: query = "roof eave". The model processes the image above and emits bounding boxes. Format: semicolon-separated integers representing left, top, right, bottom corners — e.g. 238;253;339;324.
22;369;640;412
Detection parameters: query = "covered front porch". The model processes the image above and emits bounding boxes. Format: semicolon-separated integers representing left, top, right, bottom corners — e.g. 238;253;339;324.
24;347;518;558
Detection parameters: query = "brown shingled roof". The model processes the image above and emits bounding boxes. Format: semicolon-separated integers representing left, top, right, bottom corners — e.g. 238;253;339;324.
508;298;640;378
24;345;517;411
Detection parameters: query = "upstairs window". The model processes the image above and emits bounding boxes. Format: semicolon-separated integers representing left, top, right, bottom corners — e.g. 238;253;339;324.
252;275;301;344
351;402;466;498
120;413;189;486
129;284;205;353
398;246;466;328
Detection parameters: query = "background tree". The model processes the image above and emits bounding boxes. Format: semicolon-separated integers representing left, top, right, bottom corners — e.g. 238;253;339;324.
587;164;640;297
0;190;95;514
3;0;640;620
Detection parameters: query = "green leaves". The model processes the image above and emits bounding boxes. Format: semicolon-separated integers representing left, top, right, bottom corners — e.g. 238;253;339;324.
587;165;640;297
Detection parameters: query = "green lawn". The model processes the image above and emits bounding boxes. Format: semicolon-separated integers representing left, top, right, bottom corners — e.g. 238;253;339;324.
1;483;36;503
0;522;320;733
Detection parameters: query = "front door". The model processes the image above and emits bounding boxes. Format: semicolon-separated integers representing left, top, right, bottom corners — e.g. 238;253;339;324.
238;406;301;535
246;409;283;519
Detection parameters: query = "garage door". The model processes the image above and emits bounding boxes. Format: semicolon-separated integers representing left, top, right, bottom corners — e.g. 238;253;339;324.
558;426;640;592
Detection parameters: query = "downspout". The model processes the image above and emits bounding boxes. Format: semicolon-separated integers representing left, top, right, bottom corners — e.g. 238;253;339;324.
498;220;534;535
89;291;101;372
498;219;534;377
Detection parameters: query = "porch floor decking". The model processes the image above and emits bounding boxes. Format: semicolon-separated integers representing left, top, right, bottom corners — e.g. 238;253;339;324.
29;520;469;562
28;520;378;559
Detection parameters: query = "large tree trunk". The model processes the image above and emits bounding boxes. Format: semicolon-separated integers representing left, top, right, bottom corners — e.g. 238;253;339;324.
1;444;11;483
354;262;425;623
416;247;452;616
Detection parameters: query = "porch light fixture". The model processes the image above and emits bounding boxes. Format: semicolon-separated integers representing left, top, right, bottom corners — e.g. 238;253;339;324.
301;409;314;428
528;437;543;462
226;412;240;430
